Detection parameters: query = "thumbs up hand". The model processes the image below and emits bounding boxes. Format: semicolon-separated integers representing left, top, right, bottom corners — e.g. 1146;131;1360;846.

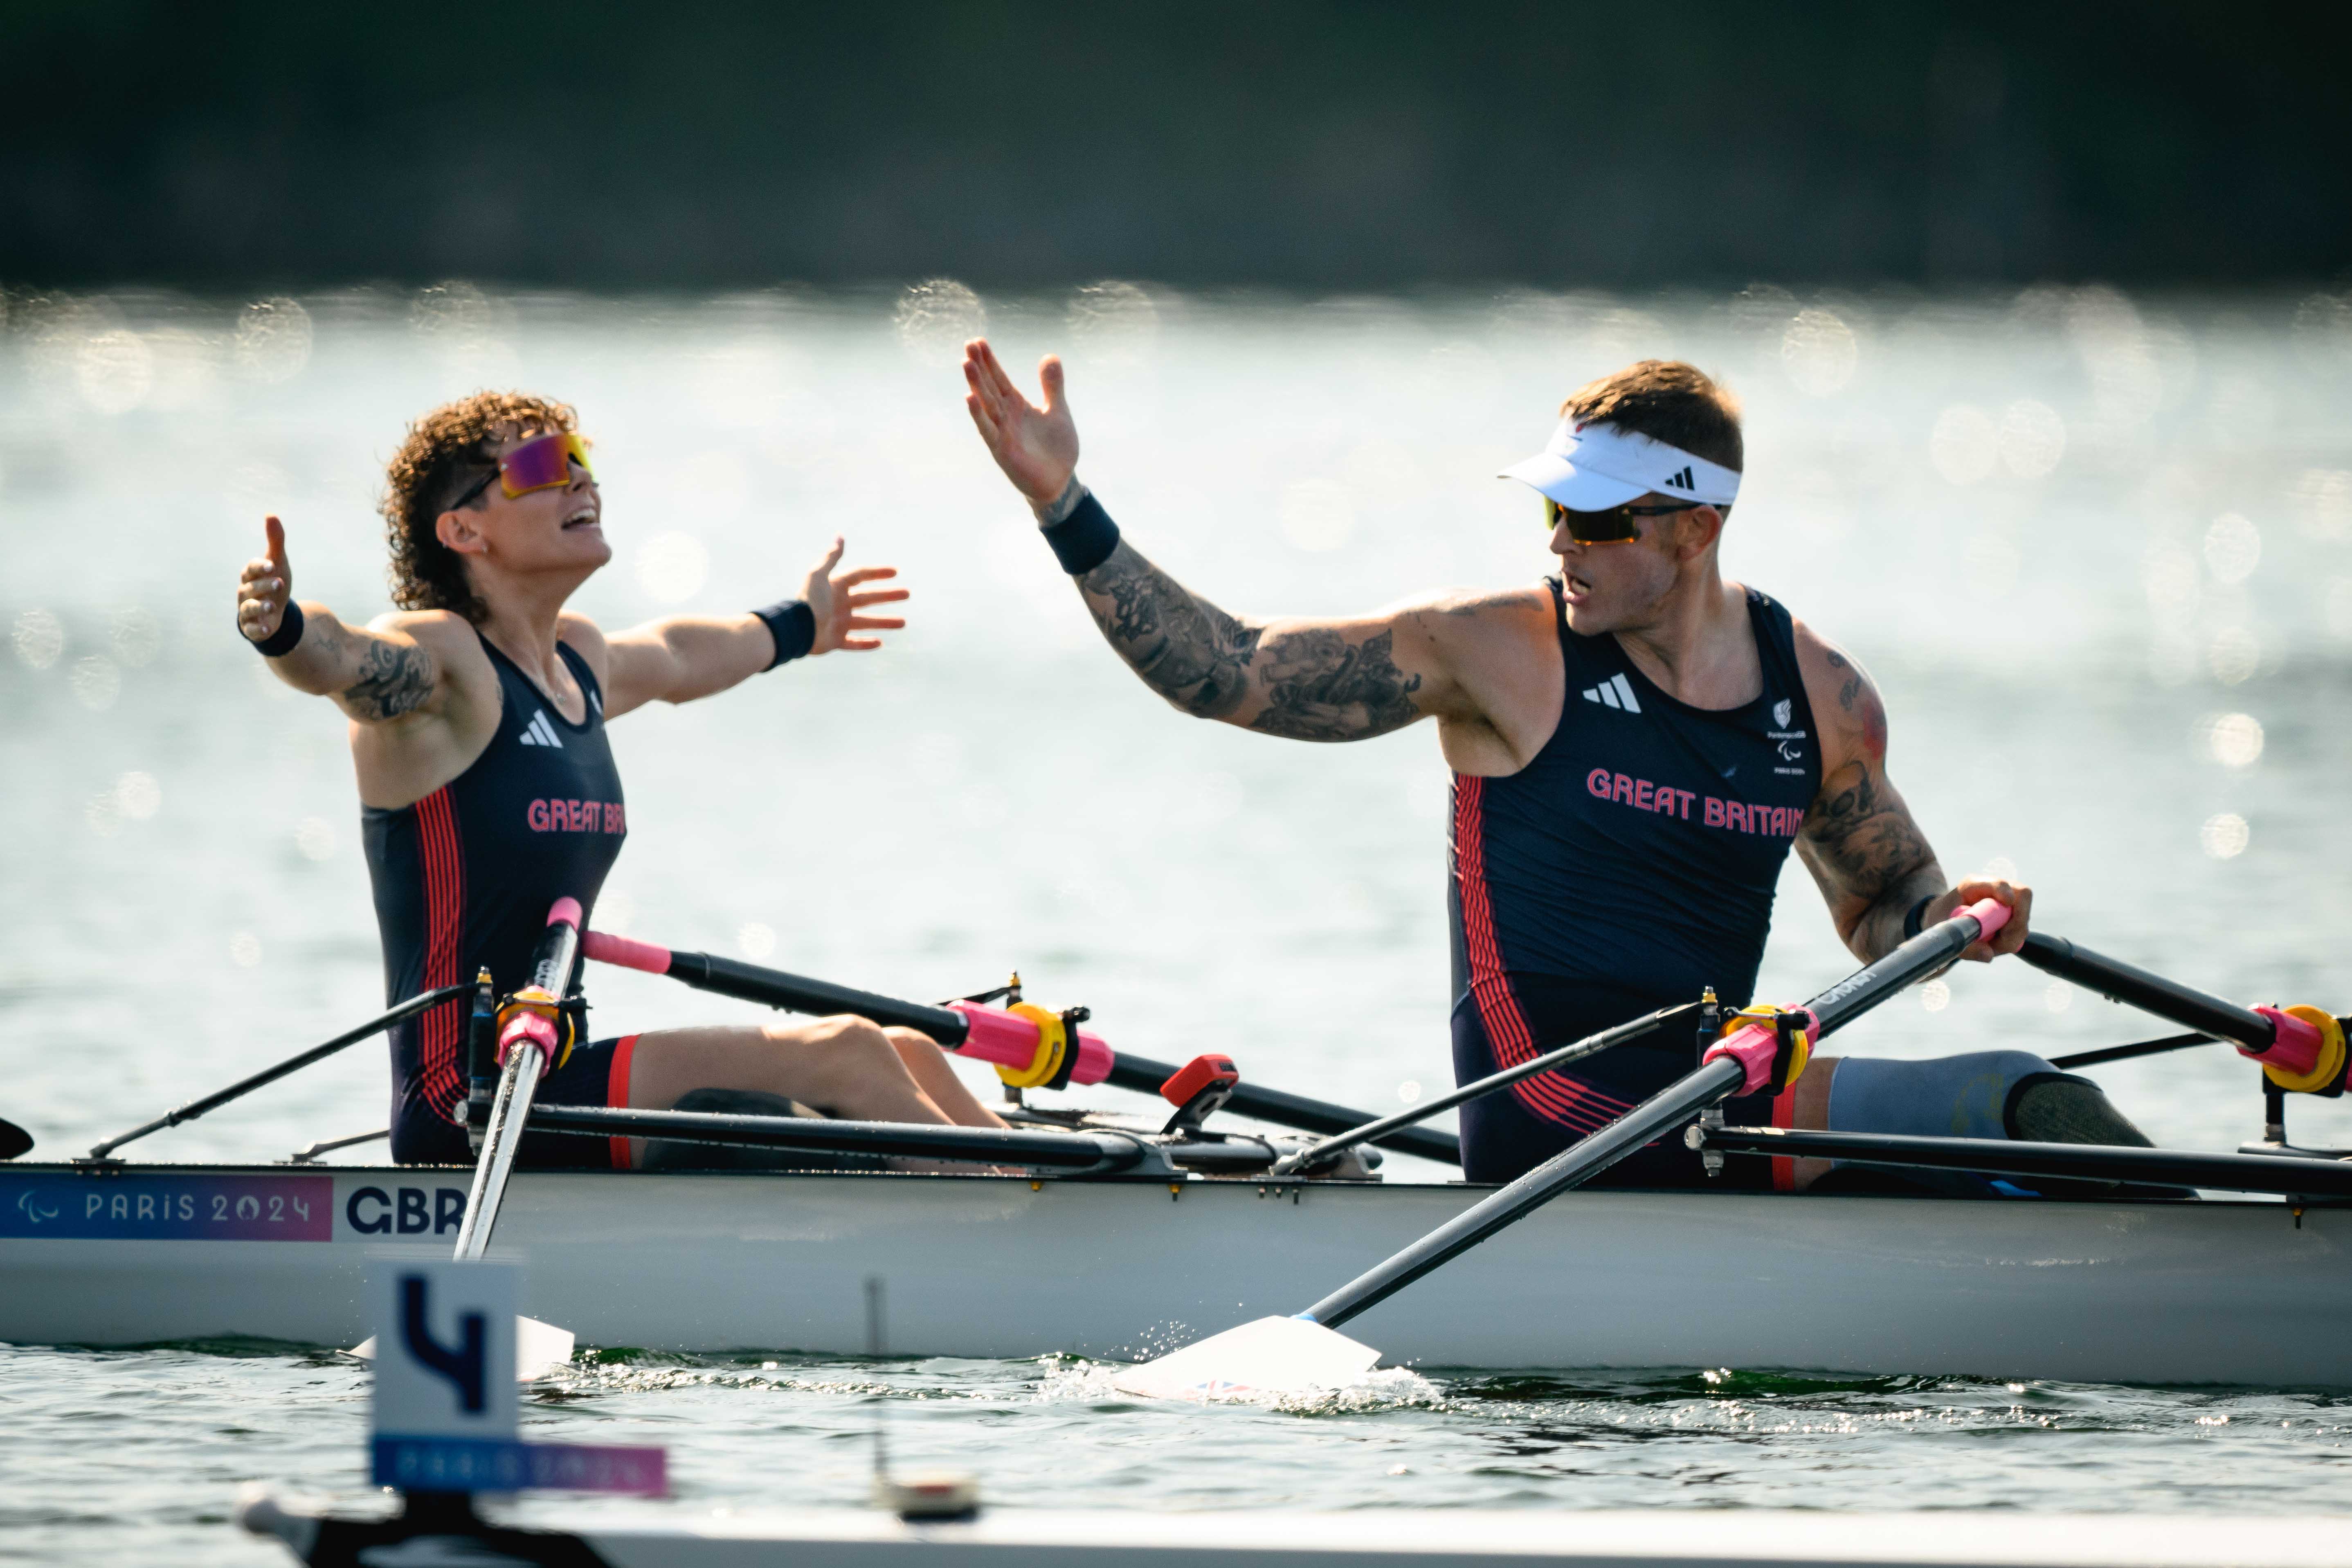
237;515;294;643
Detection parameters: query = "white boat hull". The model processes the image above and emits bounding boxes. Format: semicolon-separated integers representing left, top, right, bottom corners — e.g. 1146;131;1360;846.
4;1163;2345;1385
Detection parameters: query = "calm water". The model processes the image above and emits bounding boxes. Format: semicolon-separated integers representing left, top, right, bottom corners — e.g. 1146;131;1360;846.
7;282;2352;1561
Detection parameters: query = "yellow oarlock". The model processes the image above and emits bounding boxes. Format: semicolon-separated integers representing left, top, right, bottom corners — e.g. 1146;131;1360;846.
2263;1005;2346;1095
497;984;575;1071
992;1001;1071;1089
1720;1003;1812;1093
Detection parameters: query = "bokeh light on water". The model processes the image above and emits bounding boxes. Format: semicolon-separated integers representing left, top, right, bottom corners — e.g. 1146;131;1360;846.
7;281;2352;1559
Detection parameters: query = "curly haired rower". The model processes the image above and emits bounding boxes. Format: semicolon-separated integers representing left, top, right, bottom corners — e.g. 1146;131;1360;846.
236;390;1004;1167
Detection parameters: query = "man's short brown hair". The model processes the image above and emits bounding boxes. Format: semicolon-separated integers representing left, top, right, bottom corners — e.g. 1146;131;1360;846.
381;391;578;624
1560;360;1742;477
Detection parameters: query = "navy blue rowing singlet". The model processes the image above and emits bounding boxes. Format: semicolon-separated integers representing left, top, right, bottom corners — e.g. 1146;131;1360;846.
1447;581;1822;1186
363;634;627;1163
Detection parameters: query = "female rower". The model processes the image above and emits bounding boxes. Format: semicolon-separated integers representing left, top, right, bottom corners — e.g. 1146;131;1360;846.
234;390;1004;1167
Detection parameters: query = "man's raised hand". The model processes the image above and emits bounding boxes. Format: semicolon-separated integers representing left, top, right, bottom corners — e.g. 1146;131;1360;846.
800;536;909;655
962;339;1079;507
238;515;294;643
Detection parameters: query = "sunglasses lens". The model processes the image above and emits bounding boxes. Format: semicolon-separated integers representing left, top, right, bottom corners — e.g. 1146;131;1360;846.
1545;499;1639;543
500;431;587;497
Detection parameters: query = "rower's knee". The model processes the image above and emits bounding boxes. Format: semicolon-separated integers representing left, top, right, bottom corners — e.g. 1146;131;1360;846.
771;1015;902;1075
1828;1050;2148;1146
883;1025;943;1058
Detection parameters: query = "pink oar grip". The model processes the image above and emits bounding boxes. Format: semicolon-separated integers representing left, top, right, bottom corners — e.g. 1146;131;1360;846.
2251;1006;2324;1077
1703;1023;1779;1096
946;1001;1113;1085
546;897;584;929
1959;897;2011;940
581;930;675;976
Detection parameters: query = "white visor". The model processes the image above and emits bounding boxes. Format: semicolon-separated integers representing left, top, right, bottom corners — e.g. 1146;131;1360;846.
1499;419;1741;511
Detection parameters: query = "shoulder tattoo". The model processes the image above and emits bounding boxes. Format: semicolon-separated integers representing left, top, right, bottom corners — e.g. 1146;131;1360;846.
343;639;436;720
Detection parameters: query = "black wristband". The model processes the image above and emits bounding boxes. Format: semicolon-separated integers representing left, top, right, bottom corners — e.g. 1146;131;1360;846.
1042;493;1121;576
1902;894;1936;941
753;599;816;669
244;601;306;658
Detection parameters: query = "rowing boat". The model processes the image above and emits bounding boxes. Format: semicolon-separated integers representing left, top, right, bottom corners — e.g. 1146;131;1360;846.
6;1155;2348;1386
14;919;2352;1388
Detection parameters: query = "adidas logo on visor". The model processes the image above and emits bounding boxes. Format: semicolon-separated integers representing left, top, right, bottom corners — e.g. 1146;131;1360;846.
518;709;565;749
1581;673;1642;713
1663;466;1695;491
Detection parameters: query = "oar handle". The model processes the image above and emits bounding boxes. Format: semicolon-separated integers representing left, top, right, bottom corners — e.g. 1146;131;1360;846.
2019;931;2342;1087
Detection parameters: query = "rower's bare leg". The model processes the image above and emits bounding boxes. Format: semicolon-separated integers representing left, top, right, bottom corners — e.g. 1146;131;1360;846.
1786;1056;1840;1192
885;1026;1008;1128
625;1016;955;1125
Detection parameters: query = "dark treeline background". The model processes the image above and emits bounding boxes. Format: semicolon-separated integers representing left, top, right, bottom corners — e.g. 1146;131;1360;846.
6;0;2348;291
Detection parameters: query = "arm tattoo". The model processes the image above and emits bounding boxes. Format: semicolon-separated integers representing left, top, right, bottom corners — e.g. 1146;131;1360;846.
1074;539;1425;740
1077;543;1263;719
1247;628;1423;741
342;638;436;720
1805;763;1932;897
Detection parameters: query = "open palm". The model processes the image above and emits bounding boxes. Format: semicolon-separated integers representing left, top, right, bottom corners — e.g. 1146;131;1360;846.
962;339;1079;505
799;537;909;655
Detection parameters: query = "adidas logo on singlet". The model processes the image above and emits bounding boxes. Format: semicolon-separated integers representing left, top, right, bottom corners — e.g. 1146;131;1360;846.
517;709;565;749
1581;673;1642;713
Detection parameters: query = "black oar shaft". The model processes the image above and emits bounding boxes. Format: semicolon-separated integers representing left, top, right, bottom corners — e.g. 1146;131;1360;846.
1808;907;1992;1033
1306;1058;1745;1329
84;983;471;1161
528;1103;1141;1171
2019;933;2275;1050
1704;1125;2352;1200
664;952;971;1043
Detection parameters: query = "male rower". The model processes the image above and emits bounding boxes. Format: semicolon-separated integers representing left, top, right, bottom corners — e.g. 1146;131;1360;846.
962;345;2155;1191
235;390;1004;1167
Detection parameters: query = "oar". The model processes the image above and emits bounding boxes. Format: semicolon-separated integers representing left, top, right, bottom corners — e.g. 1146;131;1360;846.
452;900;583;1260
1703;1125;2352;1199
581;931;1461;1165
0;1117;31;1161
2021;932;2345;1091
1269;1003;1700;1175
80;983;472;1162
1115;898;2012;1399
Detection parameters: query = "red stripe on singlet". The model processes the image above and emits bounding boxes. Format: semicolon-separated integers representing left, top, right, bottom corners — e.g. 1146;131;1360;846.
416;789;467;1117
1453;776;1634;1134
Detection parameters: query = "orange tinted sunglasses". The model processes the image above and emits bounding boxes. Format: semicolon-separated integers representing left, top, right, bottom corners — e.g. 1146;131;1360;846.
453;431;594;508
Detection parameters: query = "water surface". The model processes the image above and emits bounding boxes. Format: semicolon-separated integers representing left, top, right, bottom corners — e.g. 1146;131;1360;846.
6;282;2352;1561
